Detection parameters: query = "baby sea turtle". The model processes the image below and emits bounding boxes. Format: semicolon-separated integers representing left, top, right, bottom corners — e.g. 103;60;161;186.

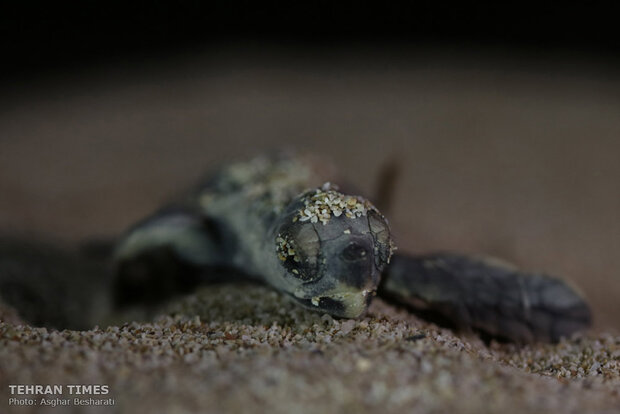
113;154;591;343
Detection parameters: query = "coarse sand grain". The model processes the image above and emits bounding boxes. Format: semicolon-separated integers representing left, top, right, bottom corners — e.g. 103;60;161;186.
1;283;619;414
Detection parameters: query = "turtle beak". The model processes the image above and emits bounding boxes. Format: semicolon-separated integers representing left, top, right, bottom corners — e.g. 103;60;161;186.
293;282;376;318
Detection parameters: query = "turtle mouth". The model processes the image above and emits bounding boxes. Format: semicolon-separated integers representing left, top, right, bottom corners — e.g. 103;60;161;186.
294;296;346;316
288;288;375;318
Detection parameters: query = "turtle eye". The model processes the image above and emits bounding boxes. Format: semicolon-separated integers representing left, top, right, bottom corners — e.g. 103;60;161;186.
341;242;368;262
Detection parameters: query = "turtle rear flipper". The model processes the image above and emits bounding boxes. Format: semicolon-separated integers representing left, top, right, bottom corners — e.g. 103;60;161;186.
113;207;230;308
0;237;110;330
379;252;592;343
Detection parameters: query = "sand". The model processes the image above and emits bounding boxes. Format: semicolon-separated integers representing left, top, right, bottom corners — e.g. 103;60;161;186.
1;283;619;414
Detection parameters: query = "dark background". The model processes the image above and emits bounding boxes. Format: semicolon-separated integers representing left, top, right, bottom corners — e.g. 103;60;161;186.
1;3;619;331
2;2;619;79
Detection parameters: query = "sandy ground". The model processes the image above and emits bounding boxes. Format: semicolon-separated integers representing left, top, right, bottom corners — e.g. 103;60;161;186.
1;283;619;414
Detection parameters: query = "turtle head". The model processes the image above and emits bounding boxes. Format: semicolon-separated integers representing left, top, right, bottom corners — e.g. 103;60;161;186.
274;185;394;318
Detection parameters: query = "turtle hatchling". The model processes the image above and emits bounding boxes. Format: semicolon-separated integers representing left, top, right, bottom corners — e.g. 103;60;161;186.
112;154;591;343
0;153;592;343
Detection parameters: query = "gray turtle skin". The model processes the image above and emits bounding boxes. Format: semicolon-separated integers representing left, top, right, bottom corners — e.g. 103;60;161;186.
0;238;110;330
382;254;592;343
113;154;591;342
114;155;395;318
0;154;592;343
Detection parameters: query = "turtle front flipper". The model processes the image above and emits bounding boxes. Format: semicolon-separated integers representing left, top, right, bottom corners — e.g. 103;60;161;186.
379;252;592;343
113;207;230;308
